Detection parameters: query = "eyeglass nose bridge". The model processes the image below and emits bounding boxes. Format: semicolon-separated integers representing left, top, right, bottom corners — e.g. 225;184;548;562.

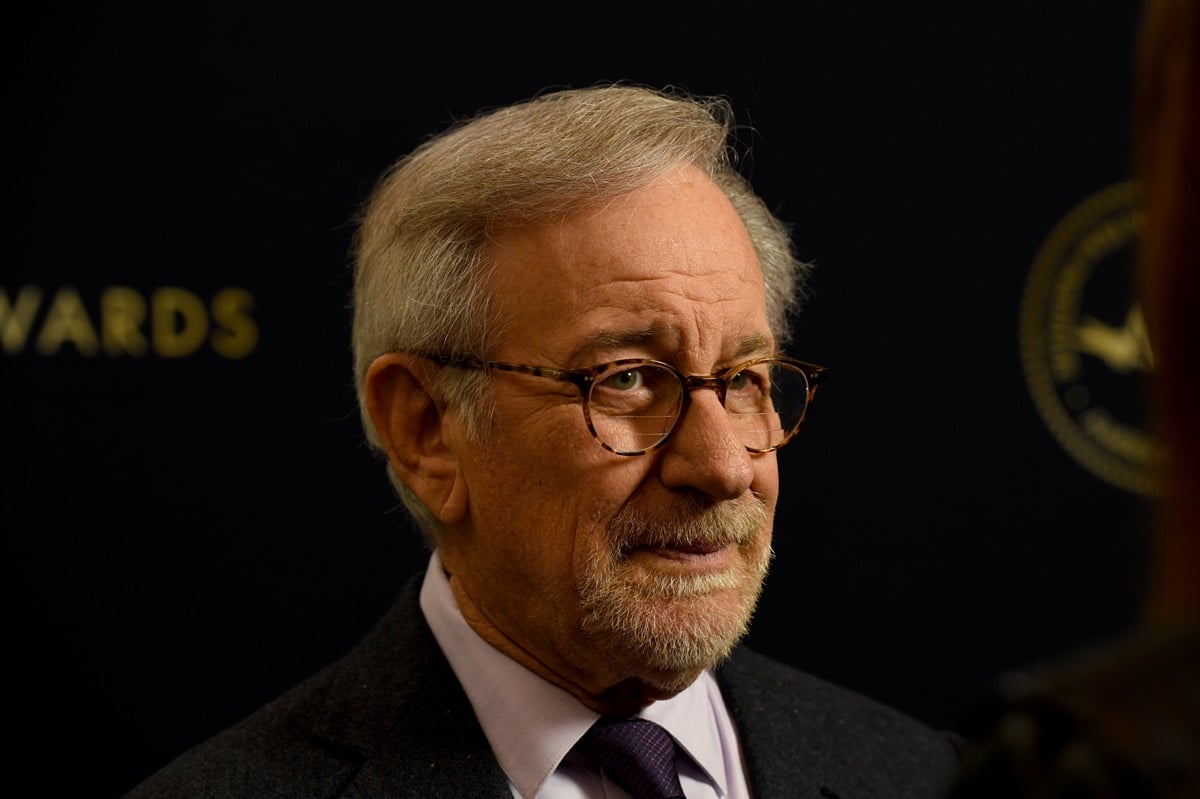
679;373;730;405
654;371;758;455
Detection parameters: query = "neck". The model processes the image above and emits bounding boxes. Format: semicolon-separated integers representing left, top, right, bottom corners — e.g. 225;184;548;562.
446;573;698;716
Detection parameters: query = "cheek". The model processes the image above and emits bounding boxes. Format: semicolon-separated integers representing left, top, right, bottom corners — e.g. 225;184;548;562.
495;463;645;591
466;431;603;561
466;400;657;563
753;454;780;507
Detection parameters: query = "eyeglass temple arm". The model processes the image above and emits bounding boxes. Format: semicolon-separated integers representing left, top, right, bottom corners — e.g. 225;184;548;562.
801;362;830;387
423;353;594;392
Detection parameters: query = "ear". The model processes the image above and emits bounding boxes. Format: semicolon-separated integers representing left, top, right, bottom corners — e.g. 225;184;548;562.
364;353;468;526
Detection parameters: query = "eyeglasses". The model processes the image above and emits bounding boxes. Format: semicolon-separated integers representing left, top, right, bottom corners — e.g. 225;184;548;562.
426;353;828;456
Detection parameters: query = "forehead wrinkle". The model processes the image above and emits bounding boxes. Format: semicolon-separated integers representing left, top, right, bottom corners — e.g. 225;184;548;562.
591;257;758;299
566;324;677;364
566;321;775;368
487;166;772;369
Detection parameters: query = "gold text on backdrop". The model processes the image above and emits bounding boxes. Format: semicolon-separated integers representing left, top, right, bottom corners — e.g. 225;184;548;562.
0;285;258;359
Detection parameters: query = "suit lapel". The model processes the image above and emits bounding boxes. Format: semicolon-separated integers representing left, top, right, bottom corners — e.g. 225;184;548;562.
310;574;511;797
716;647;843;799
716;647;960;799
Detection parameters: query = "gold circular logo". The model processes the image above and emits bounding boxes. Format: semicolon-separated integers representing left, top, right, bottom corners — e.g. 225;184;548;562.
1019;181;1162;496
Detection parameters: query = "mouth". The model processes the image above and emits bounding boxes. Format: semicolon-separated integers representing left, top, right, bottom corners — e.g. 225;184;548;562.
606;493;769;572
625;540;740;568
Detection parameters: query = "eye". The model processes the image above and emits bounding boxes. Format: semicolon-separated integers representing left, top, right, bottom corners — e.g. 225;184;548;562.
729;368;768;394
600;368;644;391
725;366;771;411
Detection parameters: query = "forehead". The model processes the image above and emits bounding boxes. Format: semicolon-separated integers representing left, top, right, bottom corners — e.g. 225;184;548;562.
485;166;771;364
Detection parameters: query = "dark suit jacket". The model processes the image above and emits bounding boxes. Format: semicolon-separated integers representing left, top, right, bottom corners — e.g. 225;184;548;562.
124;574;963;798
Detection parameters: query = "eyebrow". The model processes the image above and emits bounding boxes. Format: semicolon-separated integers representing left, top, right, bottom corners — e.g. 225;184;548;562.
568;325;775;366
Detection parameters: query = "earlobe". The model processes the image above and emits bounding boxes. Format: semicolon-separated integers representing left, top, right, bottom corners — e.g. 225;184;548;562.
364;353;468;525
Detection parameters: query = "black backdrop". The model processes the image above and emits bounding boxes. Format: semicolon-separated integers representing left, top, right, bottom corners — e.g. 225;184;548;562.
5;4;1155;796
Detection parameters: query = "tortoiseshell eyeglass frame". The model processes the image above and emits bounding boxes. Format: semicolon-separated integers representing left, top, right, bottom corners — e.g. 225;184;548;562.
422;353;829;456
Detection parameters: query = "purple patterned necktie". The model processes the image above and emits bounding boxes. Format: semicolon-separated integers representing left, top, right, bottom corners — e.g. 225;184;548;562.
576;717;686;799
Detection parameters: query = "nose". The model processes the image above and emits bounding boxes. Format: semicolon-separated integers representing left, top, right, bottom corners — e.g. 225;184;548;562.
657;387;755;500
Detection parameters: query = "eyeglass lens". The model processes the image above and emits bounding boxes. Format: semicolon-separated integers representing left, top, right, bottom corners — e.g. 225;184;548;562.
586;360;811;454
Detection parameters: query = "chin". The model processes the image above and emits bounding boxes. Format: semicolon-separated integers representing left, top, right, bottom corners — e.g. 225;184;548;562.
582;565;766;682
578;517;773;684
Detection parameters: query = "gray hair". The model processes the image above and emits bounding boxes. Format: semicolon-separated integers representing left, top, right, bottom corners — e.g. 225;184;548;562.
350;83;812;545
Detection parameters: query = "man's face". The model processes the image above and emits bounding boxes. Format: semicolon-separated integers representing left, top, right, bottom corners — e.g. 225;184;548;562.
438;165;780;710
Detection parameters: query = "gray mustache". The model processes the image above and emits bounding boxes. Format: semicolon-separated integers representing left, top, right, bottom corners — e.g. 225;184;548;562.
607;494;769;552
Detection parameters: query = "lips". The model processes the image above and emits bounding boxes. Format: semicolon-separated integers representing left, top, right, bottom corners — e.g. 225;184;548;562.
626;538;729;556
626;542;740;570
619;527;729;554
606;494;769;561
669;539;726;555
610;513;755;555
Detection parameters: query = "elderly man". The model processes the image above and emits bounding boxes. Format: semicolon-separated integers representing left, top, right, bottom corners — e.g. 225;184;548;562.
125;84;963;799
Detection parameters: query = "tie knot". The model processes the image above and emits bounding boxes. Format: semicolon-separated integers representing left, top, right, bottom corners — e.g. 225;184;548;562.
576;717;685;799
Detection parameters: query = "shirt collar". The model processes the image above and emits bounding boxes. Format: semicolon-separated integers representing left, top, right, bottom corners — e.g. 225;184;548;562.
418;550;730;798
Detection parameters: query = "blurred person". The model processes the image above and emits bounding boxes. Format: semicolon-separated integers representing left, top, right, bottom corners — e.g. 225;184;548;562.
947;1;1200;796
